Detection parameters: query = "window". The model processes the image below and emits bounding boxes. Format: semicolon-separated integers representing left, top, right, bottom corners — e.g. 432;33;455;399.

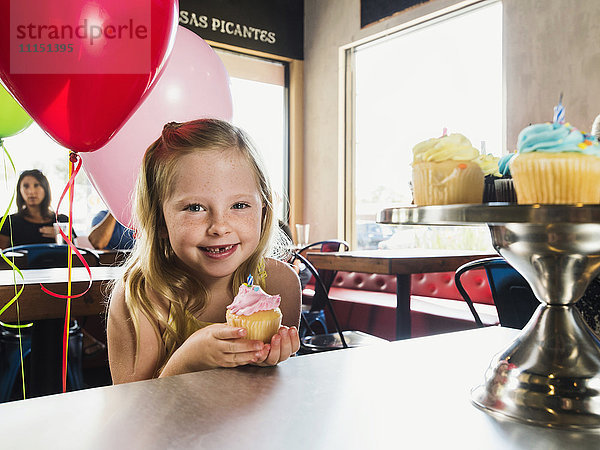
348;1;502;250
215;49;289;221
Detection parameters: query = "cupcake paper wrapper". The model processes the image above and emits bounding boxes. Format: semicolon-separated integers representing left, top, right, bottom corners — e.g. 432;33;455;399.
226;309;282;343
494;178;517;203
483;175;498;202
511;153;600;204
412;160;484;205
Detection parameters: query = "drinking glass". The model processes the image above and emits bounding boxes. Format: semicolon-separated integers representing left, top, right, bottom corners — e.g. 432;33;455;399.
295;224;310;247
54;222;69;244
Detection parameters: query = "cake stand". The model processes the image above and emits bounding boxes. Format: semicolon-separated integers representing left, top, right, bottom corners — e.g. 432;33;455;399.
378;204;600;429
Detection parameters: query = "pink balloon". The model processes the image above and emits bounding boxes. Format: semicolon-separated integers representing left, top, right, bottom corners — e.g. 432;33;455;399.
80;26;233;226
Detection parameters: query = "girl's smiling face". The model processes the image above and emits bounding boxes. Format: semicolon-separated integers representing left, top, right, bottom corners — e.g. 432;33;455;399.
162;148;263;282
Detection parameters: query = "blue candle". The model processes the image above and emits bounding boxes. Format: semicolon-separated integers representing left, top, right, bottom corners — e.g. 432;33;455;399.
246;274;253;286
553;93;565;124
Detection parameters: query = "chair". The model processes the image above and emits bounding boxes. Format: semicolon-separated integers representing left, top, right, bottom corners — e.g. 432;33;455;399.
292;247;387;352
296;240;349;340
0;321;83;401
455;257;539;329
0;244;99;400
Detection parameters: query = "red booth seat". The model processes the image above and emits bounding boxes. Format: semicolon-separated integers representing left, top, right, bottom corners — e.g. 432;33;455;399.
303;270;498;340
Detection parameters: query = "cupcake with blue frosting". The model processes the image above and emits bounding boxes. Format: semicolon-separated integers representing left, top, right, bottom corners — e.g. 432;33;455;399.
511;122;600;204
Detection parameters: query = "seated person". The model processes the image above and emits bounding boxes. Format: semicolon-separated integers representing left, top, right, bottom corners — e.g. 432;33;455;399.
0;169;75;248
85;209;134;357
88;210;135;250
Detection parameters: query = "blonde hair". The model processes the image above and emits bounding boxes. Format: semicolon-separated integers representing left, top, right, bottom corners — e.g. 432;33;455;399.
121;119;277;375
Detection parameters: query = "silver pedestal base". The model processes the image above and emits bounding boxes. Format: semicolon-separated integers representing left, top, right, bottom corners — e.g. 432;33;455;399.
477;219;600;429
472;305;600;429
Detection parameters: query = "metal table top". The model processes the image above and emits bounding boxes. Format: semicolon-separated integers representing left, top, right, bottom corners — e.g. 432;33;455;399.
1;327;599;449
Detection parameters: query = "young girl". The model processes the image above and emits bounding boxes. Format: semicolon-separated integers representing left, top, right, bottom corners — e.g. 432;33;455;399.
107;119;301;383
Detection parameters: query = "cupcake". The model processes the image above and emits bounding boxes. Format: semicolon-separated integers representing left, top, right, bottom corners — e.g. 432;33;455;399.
412;133;484;205
475;153;501;202
511;122;600;204
226;282;282;343
494;153;517;203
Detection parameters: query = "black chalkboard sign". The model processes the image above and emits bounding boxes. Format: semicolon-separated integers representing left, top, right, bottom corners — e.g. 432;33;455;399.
361;0;430;28
179;0;303;60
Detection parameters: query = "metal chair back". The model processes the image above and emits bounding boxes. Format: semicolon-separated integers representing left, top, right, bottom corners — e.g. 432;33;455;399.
292;251;388;353
455;257;538;329
297;240;349;312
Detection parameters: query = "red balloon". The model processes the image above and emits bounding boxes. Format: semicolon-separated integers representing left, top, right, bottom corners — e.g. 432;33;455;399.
0;0;178;152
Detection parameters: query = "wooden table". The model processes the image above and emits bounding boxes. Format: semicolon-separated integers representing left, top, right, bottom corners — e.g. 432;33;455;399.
0;266;124;397
1;327;597;449
0;266;124;322
307;249;498;340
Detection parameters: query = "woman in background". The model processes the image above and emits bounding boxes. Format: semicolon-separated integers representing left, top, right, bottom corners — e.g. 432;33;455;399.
0;169;73;249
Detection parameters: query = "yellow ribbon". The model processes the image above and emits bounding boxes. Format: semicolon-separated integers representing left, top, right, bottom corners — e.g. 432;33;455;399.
0;139;28;399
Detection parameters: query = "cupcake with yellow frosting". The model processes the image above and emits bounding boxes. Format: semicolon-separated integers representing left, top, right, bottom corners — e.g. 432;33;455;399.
511;122;600;204
412;133;484;205
226;281;282;343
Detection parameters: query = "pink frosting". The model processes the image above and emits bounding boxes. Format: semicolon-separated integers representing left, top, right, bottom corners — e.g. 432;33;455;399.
227;284;281;316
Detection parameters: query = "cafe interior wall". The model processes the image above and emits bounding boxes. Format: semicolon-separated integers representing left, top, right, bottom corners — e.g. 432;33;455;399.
303;0;600;242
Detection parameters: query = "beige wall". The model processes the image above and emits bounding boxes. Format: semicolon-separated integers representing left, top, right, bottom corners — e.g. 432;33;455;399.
304;0;600;242
504;0;600;146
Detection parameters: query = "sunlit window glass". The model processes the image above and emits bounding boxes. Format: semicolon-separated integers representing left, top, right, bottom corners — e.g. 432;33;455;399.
229;78;286;219
352;1;502;250
216;49;287;221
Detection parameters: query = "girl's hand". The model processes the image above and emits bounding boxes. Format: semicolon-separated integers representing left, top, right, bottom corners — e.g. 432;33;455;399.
253;326;300;367
165;323;266;374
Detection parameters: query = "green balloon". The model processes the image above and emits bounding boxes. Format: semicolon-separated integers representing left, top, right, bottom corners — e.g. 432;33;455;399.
0;83;33;139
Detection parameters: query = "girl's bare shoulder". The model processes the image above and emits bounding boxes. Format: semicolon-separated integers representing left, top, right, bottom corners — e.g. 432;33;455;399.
108;279;128;319
109;277;170;321
264;257;300;295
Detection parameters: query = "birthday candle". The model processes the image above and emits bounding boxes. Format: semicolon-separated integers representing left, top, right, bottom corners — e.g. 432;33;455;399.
246;274;253;286
553;93;565;124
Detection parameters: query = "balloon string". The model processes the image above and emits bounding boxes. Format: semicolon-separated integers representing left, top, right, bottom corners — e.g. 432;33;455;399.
39;152;92;299
62;155;74;392
34;151;90;392
0;139;29;399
